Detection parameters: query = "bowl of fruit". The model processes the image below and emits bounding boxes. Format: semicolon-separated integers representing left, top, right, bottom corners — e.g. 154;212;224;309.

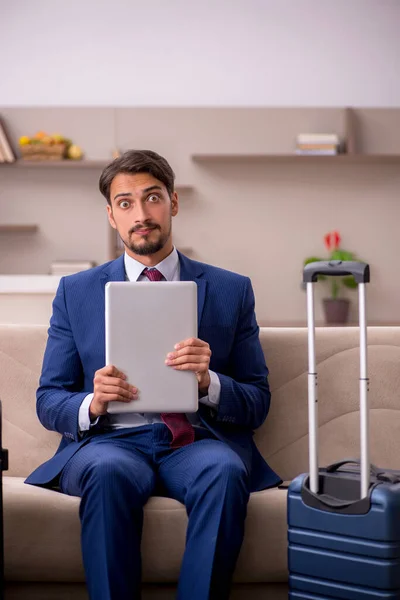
19;132;83;161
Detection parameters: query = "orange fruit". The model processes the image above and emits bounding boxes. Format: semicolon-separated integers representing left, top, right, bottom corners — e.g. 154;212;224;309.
33;131;48;140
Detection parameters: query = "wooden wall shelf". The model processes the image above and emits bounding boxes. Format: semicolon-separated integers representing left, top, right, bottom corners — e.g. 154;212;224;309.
0;225;38;233
1;160;193;191
4;159;108;169
4;155;400;168
191;153;400;163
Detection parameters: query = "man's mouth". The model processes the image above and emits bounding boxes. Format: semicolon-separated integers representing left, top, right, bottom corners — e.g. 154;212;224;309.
133;227;156;236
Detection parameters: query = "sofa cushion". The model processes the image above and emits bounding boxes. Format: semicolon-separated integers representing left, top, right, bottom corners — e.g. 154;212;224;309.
4;477;288;583
0;325;59;477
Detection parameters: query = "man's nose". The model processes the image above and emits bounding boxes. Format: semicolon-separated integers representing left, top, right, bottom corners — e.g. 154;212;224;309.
134;203;149;223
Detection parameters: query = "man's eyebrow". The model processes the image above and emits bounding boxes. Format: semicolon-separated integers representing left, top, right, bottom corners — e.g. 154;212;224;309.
142;185;163;195
113;192;132;201
113;186;164;202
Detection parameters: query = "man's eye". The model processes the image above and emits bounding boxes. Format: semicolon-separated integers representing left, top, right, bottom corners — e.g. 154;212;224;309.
147;194;160;202
119;201;130;208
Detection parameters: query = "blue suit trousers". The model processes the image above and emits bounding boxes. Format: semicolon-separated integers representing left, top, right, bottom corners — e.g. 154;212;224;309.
59;424;250;600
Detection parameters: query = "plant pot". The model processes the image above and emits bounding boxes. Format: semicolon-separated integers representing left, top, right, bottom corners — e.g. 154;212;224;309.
323;298;350;324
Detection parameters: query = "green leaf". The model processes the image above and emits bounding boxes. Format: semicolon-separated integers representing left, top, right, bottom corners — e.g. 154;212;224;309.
330;249;356;262
304;257;323;266
342;275;358;289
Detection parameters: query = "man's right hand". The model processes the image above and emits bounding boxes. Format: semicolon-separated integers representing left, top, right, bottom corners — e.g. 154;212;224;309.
89;365;138;420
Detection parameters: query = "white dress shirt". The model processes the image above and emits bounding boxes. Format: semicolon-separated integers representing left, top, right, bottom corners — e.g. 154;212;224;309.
78;247;221;432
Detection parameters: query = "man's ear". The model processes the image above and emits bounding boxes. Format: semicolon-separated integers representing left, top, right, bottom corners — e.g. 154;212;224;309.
106;204;117;229
171;192;179;217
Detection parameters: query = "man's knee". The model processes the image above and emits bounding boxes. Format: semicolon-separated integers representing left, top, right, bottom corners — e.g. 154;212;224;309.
214;453;247;485
82;454;151;501
199;446;249;490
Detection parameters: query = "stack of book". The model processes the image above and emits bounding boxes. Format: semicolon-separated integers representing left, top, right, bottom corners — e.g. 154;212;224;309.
0;117;17;163
296;133;341;155
50;260;95;276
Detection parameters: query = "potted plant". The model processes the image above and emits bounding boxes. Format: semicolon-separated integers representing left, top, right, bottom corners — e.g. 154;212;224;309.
304;231;363;324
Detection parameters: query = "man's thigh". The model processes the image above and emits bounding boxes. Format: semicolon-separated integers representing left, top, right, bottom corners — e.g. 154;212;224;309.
59;437;156;500
157;439;249;505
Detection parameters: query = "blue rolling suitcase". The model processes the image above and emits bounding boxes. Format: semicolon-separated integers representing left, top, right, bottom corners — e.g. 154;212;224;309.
288;261;400;600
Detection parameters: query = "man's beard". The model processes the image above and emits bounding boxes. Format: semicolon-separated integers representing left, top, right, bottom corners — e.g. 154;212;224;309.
121;220;171;256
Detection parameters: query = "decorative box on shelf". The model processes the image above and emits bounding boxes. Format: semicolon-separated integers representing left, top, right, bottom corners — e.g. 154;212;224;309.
19;143;67;161
18;131;84;161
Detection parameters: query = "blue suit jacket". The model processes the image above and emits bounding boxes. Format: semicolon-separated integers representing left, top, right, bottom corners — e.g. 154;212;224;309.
25;252;281;492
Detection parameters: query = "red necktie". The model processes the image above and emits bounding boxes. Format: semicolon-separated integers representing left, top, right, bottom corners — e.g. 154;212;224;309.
142;267;195;448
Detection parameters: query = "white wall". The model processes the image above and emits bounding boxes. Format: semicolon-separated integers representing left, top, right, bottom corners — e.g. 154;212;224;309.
1;0;400;107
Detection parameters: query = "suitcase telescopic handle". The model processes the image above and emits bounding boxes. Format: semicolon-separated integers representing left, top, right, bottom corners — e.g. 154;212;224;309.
303;260;370;284
304;261;370;499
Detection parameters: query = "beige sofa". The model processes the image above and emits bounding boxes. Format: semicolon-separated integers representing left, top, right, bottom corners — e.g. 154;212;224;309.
2;324;400;599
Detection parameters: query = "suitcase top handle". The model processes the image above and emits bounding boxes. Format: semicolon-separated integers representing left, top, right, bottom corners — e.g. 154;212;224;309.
303;260;370;284
326;459;400;484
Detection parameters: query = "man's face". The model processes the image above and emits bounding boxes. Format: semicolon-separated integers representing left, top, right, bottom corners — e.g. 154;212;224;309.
107;172;178;258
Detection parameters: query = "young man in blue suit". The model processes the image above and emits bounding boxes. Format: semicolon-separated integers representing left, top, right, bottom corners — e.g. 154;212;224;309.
26;150;281;600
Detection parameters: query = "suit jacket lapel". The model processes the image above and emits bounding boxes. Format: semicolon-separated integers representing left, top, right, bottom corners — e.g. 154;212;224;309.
98;255;126;348
99;255;126;288
178;251;207;327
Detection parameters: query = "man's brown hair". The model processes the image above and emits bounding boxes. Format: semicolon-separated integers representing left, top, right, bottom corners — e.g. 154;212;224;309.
99;150;176;205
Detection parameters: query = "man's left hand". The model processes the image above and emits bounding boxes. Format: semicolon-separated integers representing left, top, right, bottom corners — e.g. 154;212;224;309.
166;337;211;395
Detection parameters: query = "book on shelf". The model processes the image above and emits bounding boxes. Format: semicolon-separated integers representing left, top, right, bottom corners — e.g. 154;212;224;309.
50;260;95;276
295;133;341;155
295;148;338;155
0;116;17;163
297;133;340;144
297;143;338;151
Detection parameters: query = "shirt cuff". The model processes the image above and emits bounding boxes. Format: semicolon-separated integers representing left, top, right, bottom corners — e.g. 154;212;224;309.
199;370;221;408
78;393;99;433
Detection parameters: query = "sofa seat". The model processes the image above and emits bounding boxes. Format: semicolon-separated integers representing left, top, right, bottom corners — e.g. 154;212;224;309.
4;477;288;583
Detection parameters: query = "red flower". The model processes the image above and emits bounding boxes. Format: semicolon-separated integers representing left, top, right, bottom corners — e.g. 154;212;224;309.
324;230;341;251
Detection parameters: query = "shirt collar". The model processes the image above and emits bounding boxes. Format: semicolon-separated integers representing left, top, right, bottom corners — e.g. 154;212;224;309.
124;247;179;282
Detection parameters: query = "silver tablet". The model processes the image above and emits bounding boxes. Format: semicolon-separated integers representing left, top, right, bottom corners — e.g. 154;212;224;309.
105;281;198;413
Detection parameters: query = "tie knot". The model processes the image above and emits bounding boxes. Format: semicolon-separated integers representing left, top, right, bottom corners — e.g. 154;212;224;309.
142;267;164;282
